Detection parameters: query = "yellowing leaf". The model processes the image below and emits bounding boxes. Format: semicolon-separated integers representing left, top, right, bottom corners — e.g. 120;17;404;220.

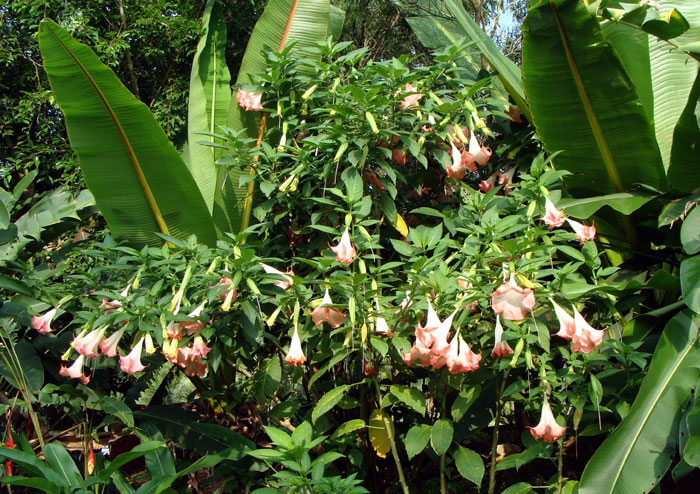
369;409;394;458
391;213;409;237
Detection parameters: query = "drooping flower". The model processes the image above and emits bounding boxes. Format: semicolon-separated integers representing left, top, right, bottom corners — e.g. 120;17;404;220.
311;289;346;328
181;302;206;336
33;308;57;334
99;285;130;312
261;264;294;290
401;336;432;367
191;335;211;357
506;106;523;123
571;307;605;353
166;321;183;340
566;219;596;243
492;315;514;358
285;326;306;366
59;355;90;384
468;132;492;167
416;300;442;347
375;316;391;336
540;198;565;229
236;88;263;111
491;274;536;321
551;300;576;340
399;83;422;110
73;326;107;358
119;337;147;374
330;228;356;264
444;333;481;374
430;309;457;357
447;141;467;179
392;148;407;165
479;173;499;193
529;397;567;442
86;443;95;475
99;327;126;357
498;167;517;190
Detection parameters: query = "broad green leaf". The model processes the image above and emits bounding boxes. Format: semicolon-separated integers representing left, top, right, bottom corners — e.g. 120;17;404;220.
522;0;666;196
454;446;485;487
312;384;350;423
38;20;217;247
682;383;700;466
224;0;331;232
331;419;365;439
501;482;535;494
43;443;83;487
0;476;60;493
452;386;481;422
342;167;363;203
681;205;700;254
0;340;44;392
187;0;232;234
441;0;531;122
579;310;700;494
389;384;426;415
650;0;700;173
0;200;8;230
99;395;134;427
404;424;432;459
329;5;345;41
430;418;453;456
557;191;657;218
681;255;700;313
98;441;165;480
669;67;700;191
263;426;294;449
404;14;480;81
0;446;67;487
254;356;282;403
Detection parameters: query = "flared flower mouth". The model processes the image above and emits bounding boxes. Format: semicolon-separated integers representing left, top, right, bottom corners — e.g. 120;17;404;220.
491;274;536;321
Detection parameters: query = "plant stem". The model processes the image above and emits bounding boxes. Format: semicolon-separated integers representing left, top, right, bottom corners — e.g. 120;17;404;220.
557;440;564;494
488;369;510;494
373;378;410;494
440;381;447;494
241;114;268;235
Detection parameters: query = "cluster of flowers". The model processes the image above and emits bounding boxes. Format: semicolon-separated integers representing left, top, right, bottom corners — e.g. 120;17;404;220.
540;198;596;243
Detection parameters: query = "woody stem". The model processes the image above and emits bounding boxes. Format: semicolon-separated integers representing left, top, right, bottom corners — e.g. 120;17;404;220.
489;368;510;494
557;439;564;494
440;382;447;494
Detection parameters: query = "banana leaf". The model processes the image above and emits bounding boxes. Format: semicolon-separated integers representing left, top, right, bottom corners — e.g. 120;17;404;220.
579;310;700;494
187;0;231;221
329;5;346;41
522;0;667;196
187;0;232;236
39;20;217;247
669;67;700;191
219;0;331;233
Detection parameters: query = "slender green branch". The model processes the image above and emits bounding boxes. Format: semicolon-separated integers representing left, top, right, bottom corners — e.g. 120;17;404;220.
488;368;511;494
373;378;410;494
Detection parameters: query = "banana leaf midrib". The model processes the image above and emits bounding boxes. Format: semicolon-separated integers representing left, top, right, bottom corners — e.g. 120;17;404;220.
44;23;170;237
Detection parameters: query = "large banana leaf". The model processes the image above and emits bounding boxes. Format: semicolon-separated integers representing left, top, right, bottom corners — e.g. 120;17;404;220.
187;0;232;236
218;0;331;233
522;0;667;196
579;310;700;494
441;0;531;122
669;67;700;191
39;20;217;247
329;5;346;41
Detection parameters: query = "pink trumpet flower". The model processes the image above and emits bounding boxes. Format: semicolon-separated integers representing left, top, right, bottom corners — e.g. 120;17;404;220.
311;289;346;329
236;88;263;111
491;274;536;321
491;315;514;358
191;335;211;357
73;326;107;358
529;397;567;442
566;218;596;243
479;173;499;193
261;264;294;290
444;333;481;374
59;355;90;384
285;326;306;366
33;308;57;334
330;228;356;264
468;132;492;166
571;307;605;353
540;198;565;229
399;83;422;110
99;327;126;357
551;300;576;340
447;141;467;179
119;337;147;374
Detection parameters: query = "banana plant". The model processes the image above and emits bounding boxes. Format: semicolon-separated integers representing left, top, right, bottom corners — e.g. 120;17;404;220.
406;0;700;215
39;0;338;247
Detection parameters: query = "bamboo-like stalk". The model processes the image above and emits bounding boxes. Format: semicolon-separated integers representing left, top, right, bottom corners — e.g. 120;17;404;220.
240;114;268;236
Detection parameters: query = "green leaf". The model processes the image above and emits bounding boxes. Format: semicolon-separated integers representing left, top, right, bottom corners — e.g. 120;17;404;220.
329;5;345;41
454;446;485;487
669;67;700;192
0;340;44;392
404;424;432;459
681;255;700;313
99;395;134;427
431;418;453;456
342;167;363;203
187;0;232;234
0;476;60;493
501;482;534;494
389;385;426;415
224;0;331;231
254;356;282;403
0;446;67;487
681;206;700;254
441;0;531;122
557;191;658;218
312;384;350;423
43;443;83;487
579;310;700;494
0;200;8;230
522;0;666;196
331;419;365;439
683;390;700;466
452;386;481;422
38;20;217;247
98;441;165;480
